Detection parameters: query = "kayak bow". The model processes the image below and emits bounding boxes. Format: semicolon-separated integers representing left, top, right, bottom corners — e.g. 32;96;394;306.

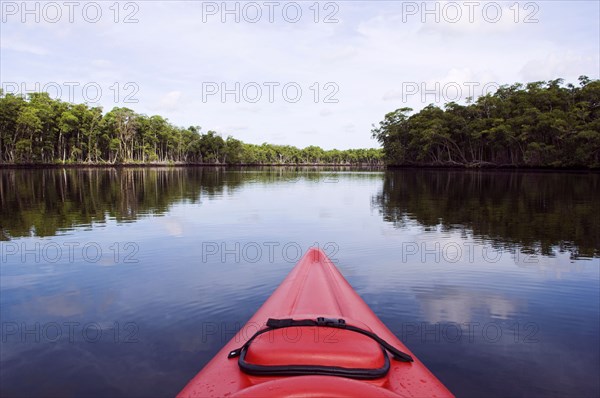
178;248;454;397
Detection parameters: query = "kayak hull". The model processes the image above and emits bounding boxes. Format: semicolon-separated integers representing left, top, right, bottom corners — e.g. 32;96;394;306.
178;248;453;397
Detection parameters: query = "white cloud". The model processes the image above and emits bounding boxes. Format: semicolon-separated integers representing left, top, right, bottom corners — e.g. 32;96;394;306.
520;52;600;82
0;36;48;55
416;1;540;36
156;91;183;112
343;124;356;133
383;68;501;103
91;59;112;68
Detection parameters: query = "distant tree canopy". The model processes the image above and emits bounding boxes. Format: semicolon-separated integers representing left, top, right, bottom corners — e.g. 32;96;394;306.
372;77;600;168
0;90;383;165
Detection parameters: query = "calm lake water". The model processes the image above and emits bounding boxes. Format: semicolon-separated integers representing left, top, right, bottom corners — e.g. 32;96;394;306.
1;168;599;398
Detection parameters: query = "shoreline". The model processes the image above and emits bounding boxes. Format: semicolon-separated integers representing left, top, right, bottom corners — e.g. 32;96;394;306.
386;164;600;172
0;162;598;172
0;162;385;169
1;162;598;172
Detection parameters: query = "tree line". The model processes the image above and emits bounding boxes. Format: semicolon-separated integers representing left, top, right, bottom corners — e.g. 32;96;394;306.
372;76;600;168
0;90;383;165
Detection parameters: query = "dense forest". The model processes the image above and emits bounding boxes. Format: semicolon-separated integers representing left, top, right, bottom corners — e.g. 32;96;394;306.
372;77;600;168
0;90;383;165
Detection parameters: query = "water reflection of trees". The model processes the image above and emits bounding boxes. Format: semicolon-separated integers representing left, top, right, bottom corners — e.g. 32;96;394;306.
373;170;600;258
0;168;239;239
1;166;379;240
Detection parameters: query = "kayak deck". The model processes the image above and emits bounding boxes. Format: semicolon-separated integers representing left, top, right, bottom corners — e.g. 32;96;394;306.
178;248;453;397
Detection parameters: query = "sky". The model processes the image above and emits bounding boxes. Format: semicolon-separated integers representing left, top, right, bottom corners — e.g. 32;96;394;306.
1;0;599;149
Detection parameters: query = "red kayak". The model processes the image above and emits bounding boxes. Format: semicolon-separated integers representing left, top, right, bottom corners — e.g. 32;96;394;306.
178;248;454;397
